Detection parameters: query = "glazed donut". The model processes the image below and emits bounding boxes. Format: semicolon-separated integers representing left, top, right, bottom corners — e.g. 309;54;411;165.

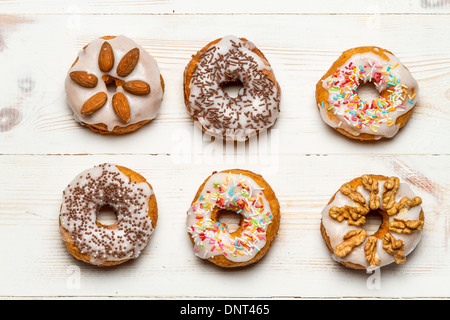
65;35;164;134
321;174;424;270
316;46;419;140
59;163;158;266
183;35;281;141
186;169;280;267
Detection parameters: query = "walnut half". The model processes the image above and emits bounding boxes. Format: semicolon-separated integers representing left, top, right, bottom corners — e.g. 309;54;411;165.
389;218;424;234
364;235;380;266
382;176;400;210
386;196;422;216
335;229;367;258
382;233;406;264
361;174;380;210
329;205;369;226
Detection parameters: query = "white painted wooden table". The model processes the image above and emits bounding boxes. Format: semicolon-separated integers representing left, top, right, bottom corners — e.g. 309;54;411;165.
1;0;450;299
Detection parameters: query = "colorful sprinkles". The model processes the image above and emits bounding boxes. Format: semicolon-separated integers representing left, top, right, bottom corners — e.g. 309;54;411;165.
322;56;416;134
187;172;272;261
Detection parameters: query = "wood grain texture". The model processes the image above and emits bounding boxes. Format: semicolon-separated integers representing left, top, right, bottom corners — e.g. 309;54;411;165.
0;154;448;297
0;0;450;14
0;2;449;298
0;14;449;155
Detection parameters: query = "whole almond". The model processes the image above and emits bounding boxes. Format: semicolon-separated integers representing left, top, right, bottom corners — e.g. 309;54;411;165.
123;80;151;96
112;92;130;122
81;92;108;115
116;48;139;77
70;71;98;88
98;41;114;72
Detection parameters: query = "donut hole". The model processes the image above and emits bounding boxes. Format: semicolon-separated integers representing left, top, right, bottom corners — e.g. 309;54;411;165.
102;75;124;93
220;80;244;98
96;205;118;226
357;82;380;105
216;208;243;234
365;210;383;234
365;209;389;238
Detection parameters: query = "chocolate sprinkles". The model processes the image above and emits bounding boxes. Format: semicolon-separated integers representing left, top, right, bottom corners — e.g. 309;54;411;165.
187;36;281;141
59;163;154;265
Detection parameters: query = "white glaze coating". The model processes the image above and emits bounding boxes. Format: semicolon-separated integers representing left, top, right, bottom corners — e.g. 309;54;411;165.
321;178;423;269
59;163;154;265
319;49;418;139
187;35;281;141
186;172;273;263
65;35;163;131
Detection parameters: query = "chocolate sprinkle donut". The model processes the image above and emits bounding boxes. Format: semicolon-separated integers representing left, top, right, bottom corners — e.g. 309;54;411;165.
59;163;157;266
184;35;281;141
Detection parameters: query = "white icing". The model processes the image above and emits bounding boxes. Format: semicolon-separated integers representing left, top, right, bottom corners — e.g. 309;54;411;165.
187;35;281;141
322;178;423;269
186;172;273;263
65;35;163;131
319;50;419;139
59;163;154;265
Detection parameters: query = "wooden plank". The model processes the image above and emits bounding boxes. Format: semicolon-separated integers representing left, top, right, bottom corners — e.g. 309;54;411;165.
0;14;449;155
0;0;450;14
0;154;448;297
0;2;449;300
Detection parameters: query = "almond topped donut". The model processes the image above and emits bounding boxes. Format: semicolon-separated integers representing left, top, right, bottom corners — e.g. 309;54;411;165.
321;174;424;270
59;163;158;266
65;35;164;134
316;46;419;140
186;169;280;267
184;35;281;141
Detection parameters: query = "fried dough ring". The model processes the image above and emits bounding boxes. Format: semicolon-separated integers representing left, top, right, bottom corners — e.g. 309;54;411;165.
187;169;280;267
183;36;281;141
316;46;418;141
321;174;424;270
60;164;158;266
67;36;165;135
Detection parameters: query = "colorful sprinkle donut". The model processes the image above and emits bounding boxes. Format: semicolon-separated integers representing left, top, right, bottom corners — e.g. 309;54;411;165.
321;174;424;270
186;169;281;267
183;35;281;141
316;46;419;140
59;163;158;266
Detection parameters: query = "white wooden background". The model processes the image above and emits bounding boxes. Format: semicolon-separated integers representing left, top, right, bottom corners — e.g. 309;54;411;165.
1;0;450;298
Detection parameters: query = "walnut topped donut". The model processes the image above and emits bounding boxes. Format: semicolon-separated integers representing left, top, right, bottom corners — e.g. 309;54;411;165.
184;35;281;141
65;35;164;134
316;46;419;140
321;174;424;270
